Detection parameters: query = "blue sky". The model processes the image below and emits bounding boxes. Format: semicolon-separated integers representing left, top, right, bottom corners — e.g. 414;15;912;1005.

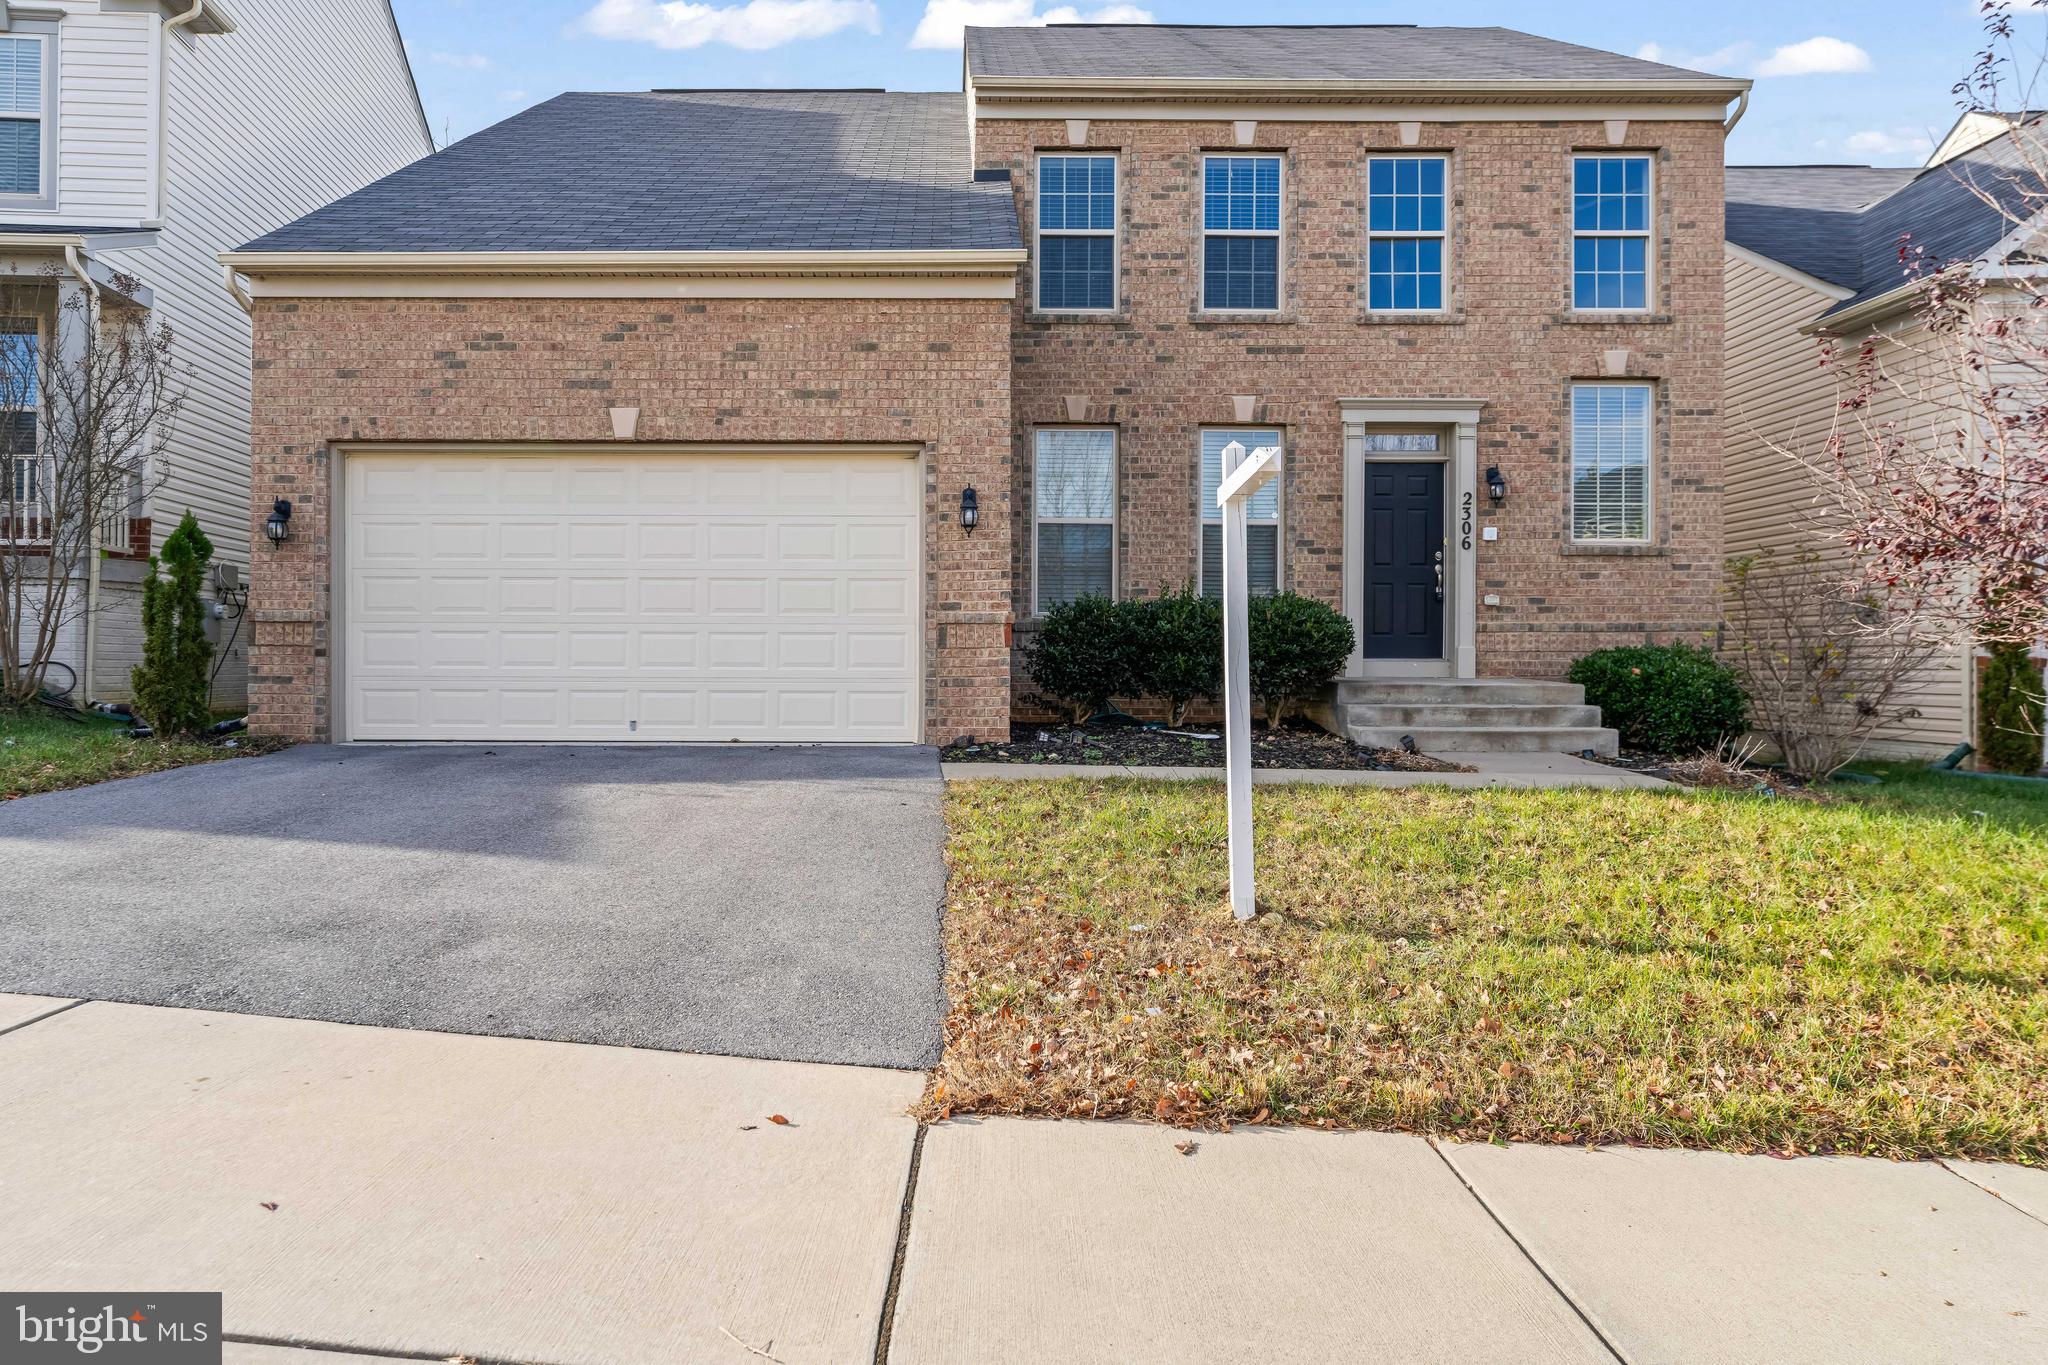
392;1;2037;165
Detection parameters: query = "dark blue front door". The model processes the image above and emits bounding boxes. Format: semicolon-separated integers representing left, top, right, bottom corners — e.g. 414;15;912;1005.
1364;462;1445;660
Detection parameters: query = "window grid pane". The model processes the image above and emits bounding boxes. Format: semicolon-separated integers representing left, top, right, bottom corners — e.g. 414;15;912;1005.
1571;155;1650;310
1037;155;1116;311
1203;237;1278;311
1202;155;1281;310
1366;156;1447;312
1200;524;1279;599
1571;384;1651;541
1035;428;1116;611
0;119;37;197
0;38;40;117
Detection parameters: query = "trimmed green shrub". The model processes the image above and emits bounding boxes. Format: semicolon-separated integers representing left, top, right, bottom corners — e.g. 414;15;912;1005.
1567;642;1748;755
1978;641;2045;774
1024;594;1148;725
1247;592;1354;727
1140;584;1222;727
130;511;215;738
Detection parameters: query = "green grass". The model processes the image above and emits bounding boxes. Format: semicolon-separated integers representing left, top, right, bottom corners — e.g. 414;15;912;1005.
1;707;285;800
932;770;2048;1160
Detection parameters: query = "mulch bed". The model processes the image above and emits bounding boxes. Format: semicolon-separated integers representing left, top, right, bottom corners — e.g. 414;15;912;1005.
943;719;1469;772
1592;749;1832;800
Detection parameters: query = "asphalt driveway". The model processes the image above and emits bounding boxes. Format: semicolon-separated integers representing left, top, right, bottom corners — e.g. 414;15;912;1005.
0;745;947;1068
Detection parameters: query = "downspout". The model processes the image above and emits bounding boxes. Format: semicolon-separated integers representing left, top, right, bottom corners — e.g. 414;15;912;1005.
63;244;104;704
1722;88;1750;137
220;262;251;313
155;2;205;223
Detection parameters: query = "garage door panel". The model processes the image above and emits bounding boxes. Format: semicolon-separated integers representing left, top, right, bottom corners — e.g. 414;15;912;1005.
346;452;920;742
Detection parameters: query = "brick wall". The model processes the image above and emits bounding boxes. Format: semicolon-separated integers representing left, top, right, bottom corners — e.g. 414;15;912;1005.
246;295;1013;743
977;115;1727;693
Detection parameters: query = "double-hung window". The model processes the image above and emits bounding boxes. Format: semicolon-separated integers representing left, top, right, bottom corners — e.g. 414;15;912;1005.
1202;154;1281;311
1571;154;1651;311
0;34;47;200
1034;428;1116;612
1366;156;1446;312
1199;429;1280;598
1036;154;1117;312
1570;383;1652;542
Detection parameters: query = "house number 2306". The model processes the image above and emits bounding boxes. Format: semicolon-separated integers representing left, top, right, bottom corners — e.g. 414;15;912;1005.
1459;492;1474;551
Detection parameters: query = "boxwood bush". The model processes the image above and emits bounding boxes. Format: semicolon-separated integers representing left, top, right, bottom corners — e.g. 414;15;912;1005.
1567;642;1748;755
1247;592;1355;726
1024;594;1148;725
1140;584;1222;727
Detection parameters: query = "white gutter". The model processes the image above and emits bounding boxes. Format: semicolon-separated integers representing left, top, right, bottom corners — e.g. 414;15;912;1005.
218;247;1028;278
967;73;1753;102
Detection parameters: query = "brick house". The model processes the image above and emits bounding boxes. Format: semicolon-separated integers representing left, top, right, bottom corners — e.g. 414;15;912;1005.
221;24;1747;751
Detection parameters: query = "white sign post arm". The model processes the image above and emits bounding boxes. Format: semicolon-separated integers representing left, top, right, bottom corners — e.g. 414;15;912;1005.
1216;440;1280;922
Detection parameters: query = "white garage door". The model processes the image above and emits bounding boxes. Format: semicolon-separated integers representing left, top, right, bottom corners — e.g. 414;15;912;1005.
343;450;922;742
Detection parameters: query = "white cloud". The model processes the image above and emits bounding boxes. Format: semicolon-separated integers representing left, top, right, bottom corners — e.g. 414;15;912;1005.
498;89;530;102
909;1;1154;52
1844;127;1933;158
576;0;880;51
428;51;491;69
1754;36;1872;78
1632;40;1751;73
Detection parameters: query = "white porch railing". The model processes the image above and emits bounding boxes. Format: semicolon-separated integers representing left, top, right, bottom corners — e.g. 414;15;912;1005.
4;454;53;546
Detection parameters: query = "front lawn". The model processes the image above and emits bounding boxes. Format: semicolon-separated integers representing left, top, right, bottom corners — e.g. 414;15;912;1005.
932;768;2048;1160
1;708;285;800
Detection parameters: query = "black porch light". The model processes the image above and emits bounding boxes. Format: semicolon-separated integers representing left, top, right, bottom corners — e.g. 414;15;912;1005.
1484;465;1507;504
264;498;292;544
960;485;980;533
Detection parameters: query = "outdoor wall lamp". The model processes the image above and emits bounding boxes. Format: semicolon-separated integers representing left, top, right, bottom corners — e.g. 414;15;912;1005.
960;485;979;533
1484;466;1508;504
264;498;292;544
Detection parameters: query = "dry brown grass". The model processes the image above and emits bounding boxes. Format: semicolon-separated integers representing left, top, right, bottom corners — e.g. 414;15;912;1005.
922;774;2048;1159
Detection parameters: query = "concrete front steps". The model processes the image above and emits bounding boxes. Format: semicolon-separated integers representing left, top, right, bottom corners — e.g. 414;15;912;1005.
1312;678;1620;757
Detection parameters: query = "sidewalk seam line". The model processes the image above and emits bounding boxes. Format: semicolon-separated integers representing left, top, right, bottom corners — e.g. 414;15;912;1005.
1427;1139;1632;1365
1936;1159;2048;1230
872;1121;928;1365
0;998;87;1039
223;1331;574;1365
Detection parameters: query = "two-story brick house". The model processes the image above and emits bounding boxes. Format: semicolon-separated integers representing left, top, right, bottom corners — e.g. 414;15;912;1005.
1;0;429;709
222;24;1746;751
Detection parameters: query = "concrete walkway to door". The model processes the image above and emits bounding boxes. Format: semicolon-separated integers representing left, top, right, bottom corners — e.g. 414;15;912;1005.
0;744;946;1068
2;995;2042;1365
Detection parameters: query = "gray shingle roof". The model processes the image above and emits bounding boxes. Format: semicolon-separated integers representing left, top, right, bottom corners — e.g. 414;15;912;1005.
1724;167;1921;288
965;24;1741;85
238;91;1018;255
1727;130;2040;315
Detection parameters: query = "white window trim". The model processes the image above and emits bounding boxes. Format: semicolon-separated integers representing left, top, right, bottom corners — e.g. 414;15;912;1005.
1569;152;1654;315
1033;151;1119;315
0;26;55;209
1365;154;1449;315
1568;381;1655;545
1198;426;1284;595
1200;153;1284;315
1031;425;1118;614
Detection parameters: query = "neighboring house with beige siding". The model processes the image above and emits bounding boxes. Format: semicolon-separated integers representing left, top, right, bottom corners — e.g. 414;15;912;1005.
1724;123;2041;758
2;0;430;708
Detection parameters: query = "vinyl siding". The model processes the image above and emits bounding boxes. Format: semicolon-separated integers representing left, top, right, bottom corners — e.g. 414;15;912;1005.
1722;249;1973;757
53;9;155;222
105;0;430;704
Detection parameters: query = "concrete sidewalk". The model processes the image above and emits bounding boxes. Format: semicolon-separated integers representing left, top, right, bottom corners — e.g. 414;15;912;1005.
4;993;2042;1365
943;749;1672;789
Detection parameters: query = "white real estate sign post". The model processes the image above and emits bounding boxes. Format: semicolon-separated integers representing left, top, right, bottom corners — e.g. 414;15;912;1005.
1217;439;1281;921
